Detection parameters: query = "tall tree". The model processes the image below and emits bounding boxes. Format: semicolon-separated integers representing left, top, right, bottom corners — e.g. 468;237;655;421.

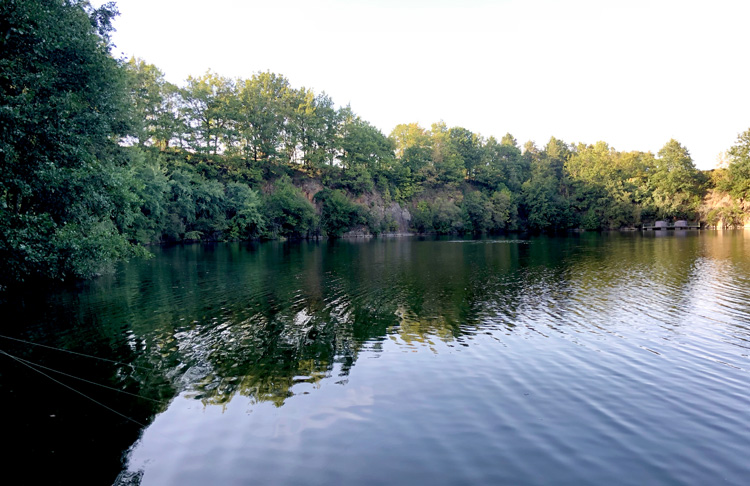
476;135;525;192
339;109;394;172
431;122;465;186
181;71;235;155
723;129;750;201
390;123;432;158
234;72;291;165
124;58;179;149
520;139;572;231
448;126;481;179
541;136;571;180
293;89;339;171
649;139;705;219
0;0;141;284
389;123;433;194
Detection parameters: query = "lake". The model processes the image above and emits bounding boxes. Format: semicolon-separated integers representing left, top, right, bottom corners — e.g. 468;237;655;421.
2;232;749;485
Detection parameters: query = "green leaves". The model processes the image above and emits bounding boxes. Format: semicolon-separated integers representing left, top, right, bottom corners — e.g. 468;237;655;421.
3;0;738;287
724;129;750;201
225;182;264;240
124;58;179;149
314;189;364;238
0;0;139;285
262;178;316;239
649;139;705;219
181;71;236;155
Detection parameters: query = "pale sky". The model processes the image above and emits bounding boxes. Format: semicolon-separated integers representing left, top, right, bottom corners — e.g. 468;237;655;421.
98;0;749;169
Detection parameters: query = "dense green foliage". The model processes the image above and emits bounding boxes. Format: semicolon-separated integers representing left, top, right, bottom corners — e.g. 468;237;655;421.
315;189;364;238
718;129;750;201
2;1;749;286
0;0;142;285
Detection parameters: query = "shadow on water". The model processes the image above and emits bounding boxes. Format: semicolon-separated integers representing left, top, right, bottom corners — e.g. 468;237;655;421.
1;232;749;484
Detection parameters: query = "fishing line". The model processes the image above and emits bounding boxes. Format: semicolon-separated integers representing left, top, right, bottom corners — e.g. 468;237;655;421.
0;334;154;371
4;352;166;404
1;349;147;427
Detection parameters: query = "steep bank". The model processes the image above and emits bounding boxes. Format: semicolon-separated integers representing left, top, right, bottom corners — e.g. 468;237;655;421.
292;175;412;237
700;189;750;229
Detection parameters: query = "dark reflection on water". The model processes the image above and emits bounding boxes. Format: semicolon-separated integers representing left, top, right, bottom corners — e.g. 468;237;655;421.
2;233;750;485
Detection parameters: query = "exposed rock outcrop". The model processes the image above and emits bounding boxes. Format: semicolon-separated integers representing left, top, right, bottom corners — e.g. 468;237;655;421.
700;189;750;228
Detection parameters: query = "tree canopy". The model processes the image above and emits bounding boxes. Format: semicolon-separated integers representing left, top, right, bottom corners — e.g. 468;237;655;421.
2;0;746;287
0;0;141;285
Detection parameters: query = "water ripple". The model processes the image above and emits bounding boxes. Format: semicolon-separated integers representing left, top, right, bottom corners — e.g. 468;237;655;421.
5;235;750;485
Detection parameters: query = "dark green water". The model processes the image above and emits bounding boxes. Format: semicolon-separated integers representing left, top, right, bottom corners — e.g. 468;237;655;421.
2;233;749;485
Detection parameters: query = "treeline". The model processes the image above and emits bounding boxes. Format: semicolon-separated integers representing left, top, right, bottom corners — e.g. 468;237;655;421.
705;130;750;227
2;1;750;285
121;55;733;237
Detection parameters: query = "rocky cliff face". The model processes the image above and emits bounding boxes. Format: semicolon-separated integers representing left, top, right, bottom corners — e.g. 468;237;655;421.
700;189;750;228
292;177;413;237
296;178;325;203
347;191;412;237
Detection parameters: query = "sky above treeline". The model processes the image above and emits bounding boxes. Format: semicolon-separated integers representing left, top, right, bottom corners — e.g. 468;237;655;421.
97;0;749;170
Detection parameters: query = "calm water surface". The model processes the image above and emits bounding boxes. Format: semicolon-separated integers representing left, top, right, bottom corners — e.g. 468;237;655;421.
2;232;749;485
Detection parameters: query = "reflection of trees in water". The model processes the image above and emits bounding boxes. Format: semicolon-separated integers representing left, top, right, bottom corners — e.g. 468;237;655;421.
3;233;747;486
147;240;539;405
560;232;705;319
112;240;532;406
112;238;667;406
9;234;732;411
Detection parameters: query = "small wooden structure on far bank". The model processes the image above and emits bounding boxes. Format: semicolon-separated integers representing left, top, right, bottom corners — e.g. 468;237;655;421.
642;220;701;231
